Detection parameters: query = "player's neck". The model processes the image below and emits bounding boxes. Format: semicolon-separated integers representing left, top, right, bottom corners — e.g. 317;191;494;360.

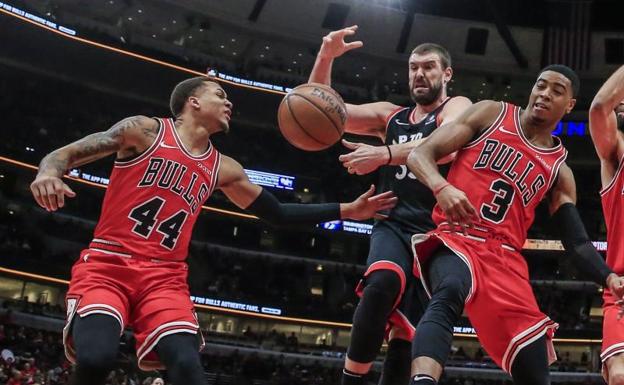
519;110;557;148
414;94;448;116
173;118;213;155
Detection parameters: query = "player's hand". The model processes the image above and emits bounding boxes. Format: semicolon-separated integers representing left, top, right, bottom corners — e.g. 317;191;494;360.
318;25;363;60
30;175;76;211
342;184;398;220
435;183;478;230
339;140;388;175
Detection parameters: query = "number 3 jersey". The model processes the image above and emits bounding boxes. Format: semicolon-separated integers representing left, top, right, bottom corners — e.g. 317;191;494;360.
90;118;221;261
433;102;567;250
378;98;451;234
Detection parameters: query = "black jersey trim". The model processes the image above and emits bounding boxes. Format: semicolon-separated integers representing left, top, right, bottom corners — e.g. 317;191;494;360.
208;152;222;197
546;149;569;192
114;118;164;168
463;101;507;149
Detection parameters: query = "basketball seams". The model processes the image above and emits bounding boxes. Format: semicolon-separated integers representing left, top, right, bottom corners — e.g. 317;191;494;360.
284;94;334;147
289;92;344;138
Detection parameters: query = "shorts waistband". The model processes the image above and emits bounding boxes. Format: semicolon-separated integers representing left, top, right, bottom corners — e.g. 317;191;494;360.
88;238;178;263
437;222;517;252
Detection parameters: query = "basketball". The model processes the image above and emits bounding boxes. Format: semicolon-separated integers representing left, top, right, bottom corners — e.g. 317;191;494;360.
277;83;346;151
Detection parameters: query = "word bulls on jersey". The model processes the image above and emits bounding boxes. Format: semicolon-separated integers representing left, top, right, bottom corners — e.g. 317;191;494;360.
90;118;221;261
432;102;567;250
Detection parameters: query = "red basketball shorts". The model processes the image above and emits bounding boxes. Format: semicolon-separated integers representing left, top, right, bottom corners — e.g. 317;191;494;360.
601;291;624;366
63;250;204;371
412;229;558;373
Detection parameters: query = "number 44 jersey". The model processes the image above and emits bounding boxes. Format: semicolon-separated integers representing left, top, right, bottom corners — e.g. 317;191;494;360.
90;118;221;261
433;102;567;250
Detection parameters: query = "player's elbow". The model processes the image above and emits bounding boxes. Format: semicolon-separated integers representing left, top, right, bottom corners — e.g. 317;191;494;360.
589;99;611;117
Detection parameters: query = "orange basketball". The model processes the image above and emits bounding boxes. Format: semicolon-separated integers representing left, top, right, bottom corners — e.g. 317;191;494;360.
277;83;346;151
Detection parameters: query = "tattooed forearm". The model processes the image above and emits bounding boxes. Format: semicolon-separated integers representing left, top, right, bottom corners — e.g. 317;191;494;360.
37;115;149;177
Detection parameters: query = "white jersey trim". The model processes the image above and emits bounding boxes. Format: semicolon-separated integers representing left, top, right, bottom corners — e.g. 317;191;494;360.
599;152;624;196
170;118;214;160
514;106;563;154
463;102;506;149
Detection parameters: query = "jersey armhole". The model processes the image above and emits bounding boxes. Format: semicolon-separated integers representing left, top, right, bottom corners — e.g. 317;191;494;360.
384;106;407;131
600;152;624;196
114;118;164;167
463;102;507;149
544;150;569;199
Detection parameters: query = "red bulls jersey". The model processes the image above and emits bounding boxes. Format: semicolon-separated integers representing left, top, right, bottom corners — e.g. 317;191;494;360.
90;118;221;261
600;155;624;274
432;102;568;250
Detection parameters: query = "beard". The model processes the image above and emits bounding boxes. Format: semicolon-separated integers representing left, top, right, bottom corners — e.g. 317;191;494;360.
411;80;443;106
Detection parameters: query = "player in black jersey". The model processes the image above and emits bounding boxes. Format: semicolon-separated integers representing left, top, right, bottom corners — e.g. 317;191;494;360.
308;26;472;385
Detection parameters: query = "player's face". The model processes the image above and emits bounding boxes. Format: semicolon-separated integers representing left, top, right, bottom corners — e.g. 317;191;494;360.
191;81;233;133
408;52;451;105
527;71;576;126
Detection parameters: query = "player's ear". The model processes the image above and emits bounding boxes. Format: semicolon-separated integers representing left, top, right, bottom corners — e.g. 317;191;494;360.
188;96;201;110
566;98;576;114
443;66;453;85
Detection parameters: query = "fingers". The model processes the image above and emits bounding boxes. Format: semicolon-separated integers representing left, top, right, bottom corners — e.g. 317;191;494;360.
341;139;360;150
52;179;68;208
64;183;76;198
345;41;364;51
338;25;358;36
359;184;375;198
368;190;395;201
376;197;398;211
44;182;58;211
30;183;46;209
30;177;75;211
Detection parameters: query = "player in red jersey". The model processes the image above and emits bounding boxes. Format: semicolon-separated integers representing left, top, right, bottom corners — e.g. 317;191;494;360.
29;76;397;385
589;64;624;384
404;65;624;385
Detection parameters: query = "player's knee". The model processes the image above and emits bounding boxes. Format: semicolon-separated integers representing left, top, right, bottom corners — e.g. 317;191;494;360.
363;269;402;304
434;275;469;308
157;334;202;371
610;370;624;385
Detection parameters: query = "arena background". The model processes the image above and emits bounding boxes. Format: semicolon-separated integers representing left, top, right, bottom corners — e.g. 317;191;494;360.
0;0;623;384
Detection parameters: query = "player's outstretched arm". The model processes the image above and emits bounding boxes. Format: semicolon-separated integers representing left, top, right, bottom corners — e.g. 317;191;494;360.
308;25;397;139
217;155;397;225
589;65;624;168
30;115;159;211
549;164;624;296
339;96;473;175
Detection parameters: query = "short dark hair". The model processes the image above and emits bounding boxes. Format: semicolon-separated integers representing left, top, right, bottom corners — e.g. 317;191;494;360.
169;76;219;116
411;43;452;69
539;64;580;97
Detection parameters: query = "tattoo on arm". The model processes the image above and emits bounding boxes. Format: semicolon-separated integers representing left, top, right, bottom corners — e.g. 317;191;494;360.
37;116;147;177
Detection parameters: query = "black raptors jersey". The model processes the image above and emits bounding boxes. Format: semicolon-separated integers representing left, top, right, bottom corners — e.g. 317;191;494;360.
377;99;451;234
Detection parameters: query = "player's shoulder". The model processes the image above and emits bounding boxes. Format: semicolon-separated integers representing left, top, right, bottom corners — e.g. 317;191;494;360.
215;154;245;186
444;96;472;109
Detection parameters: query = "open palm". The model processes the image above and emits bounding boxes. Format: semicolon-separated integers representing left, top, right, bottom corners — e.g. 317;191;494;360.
319;25;364;60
